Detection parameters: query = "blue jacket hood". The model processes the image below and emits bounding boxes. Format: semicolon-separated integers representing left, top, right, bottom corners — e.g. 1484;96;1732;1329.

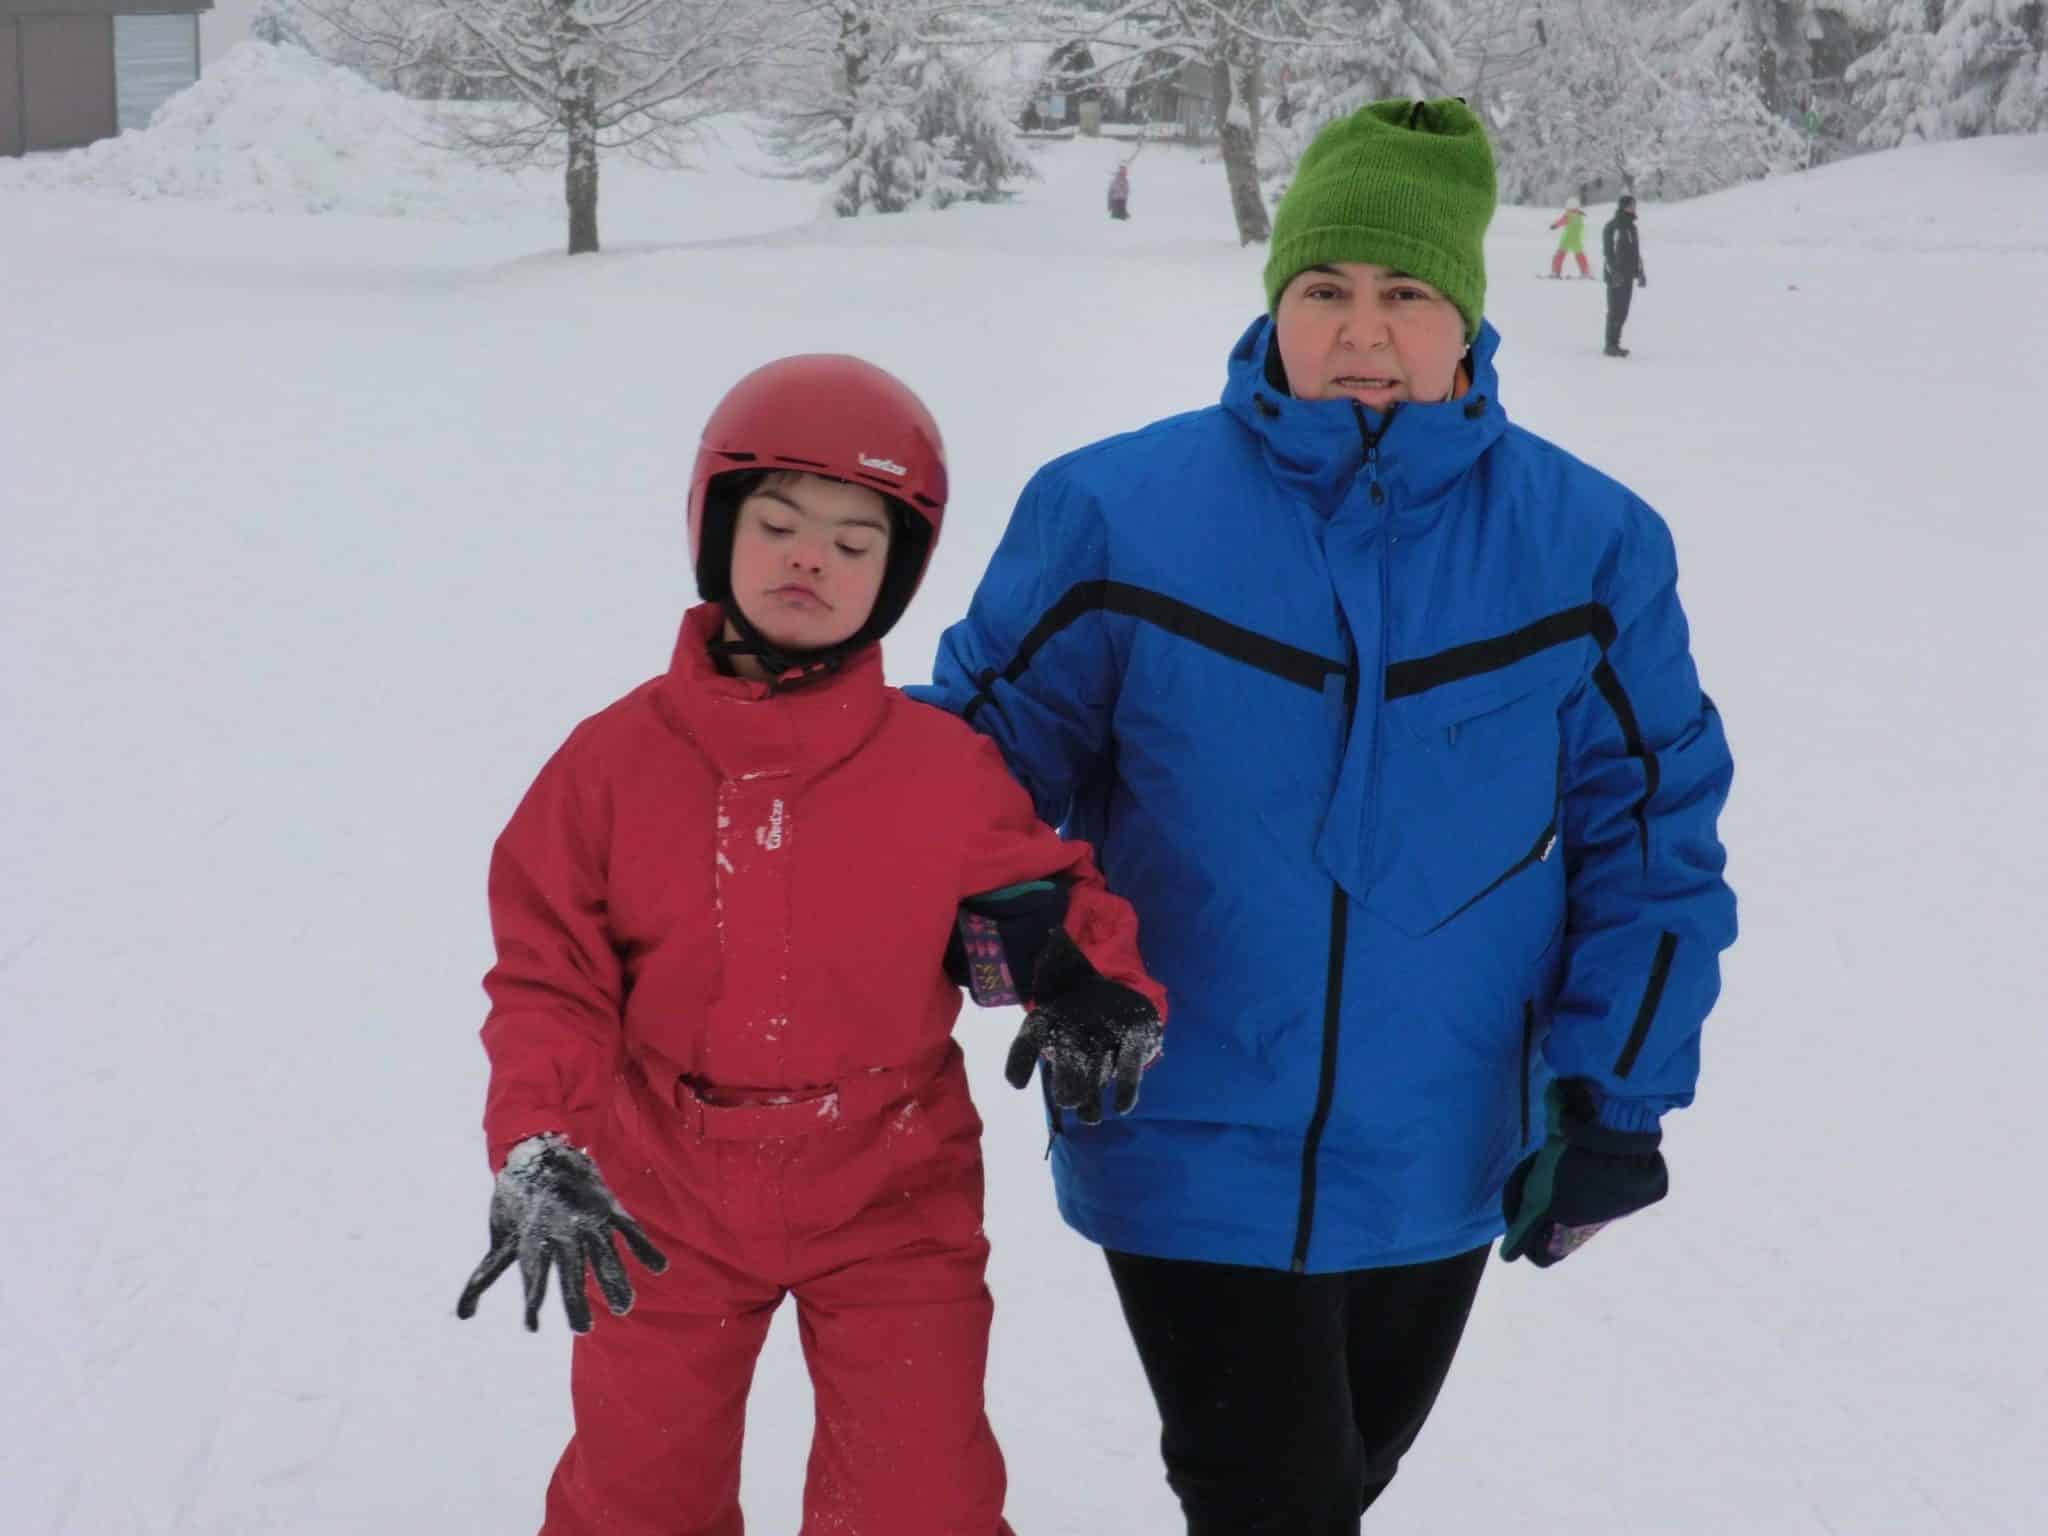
1219;315;1508;518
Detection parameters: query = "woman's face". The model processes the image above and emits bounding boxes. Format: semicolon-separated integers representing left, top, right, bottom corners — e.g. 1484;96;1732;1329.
1273;262;1468;411
727;472;892;655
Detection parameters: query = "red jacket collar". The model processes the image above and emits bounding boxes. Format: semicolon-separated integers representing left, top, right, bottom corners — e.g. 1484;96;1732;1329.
653;603;890;783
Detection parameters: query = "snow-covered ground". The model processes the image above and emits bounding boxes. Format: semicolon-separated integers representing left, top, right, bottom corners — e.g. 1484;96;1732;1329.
5;48;2045;1535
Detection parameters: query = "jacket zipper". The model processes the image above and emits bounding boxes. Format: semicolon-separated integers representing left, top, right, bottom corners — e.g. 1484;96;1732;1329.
1291;405;1394;1273
1291;662;1358;1273
1357;403;1390;509
1422;813;1559;936
1520;1001;1535;1145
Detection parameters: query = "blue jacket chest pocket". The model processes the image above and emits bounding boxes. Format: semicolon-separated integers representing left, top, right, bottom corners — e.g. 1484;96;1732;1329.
1365;665;1571;938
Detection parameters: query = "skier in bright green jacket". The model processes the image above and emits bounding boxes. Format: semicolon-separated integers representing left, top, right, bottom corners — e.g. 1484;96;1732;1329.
1550;202;1590;278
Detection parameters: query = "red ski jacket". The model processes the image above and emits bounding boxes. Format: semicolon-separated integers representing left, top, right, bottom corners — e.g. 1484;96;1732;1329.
480;603;1164;1167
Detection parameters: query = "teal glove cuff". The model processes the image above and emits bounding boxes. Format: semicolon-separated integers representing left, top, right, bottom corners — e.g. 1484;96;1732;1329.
1500;1080;1668;1267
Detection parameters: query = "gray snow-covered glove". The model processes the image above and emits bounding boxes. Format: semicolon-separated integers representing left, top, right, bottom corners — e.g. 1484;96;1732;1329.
1004;931;1163;1125
455;1134;668;1334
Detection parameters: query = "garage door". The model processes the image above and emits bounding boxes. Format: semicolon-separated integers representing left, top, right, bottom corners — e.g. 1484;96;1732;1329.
116;13;198;133
22;15;116;152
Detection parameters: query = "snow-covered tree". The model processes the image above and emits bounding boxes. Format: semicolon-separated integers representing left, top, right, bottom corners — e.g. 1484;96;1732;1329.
1844;0;1947;143
1940;0;2048;133
761;1;1036;216
1024;0;1295;244
1482;6;1637;201
312;0;773;253
250;0;316;50
1263;0;1459;186
1639;54;1813;192
1443;0;1548;115
1848;0;2048;141
1209;3;1274;241
1661;0;1823;115
1481;0;1805;203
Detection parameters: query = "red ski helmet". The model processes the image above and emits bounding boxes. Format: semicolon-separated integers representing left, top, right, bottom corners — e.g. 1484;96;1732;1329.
688;355;947;652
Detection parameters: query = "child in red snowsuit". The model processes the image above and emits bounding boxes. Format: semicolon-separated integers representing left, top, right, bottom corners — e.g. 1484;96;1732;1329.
455;355;1167;1536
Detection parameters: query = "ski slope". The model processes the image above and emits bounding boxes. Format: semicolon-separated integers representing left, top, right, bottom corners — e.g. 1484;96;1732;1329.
5;50;2045;1533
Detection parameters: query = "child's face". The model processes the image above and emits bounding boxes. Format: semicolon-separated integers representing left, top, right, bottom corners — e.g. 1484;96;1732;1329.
727;472;893;654
1274;262;1467;410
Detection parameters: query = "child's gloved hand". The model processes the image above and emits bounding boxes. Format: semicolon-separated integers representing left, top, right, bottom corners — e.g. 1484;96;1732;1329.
1499;1081;1667;1267
456;1134;668;1333
1004;931;1163;1124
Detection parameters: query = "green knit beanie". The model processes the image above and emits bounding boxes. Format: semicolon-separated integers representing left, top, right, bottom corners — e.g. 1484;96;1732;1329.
1263;98;1497;341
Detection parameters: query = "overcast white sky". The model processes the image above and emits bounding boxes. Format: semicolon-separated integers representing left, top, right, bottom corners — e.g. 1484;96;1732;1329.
202;0;256;65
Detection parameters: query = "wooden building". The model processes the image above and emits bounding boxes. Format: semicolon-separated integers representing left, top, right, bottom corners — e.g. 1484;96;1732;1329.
3;0;210;156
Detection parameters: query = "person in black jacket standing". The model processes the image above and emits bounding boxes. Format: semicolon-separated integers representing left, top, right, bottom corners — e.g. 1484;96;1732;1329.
1602;194;1647;357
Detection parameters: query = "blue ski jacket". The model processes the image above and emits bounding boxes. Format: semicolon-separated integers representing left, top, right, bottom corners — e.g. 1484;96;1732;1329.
914;316;1736;1273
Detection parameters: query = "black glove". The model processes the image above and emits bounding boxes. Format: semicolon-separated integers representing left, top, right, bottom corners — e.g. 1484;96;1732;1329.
1637;273;1648;288
456;1134;668;1333
1499;1081;1667;1268
1004;930;1162;1125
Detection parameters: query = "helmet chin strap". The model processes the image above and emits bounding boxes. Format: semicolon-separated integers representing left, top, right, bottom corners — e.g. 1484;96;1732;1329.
711;601;858;694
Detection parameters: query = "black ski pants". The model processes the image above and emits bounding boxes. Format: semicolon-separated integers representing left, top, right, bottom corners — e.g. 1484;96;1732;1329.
1605;277;1635;350
1104;1243;1489;1534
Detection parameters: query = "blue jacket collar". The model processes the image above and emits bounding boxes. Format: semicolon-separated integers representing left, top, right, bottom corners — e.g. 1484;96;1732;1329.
1220;314;1508;519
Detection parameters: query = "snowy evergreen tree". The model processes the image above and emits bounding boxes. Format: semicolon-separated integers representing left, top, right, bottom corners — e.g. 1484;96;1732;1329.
1638;53;1814;192
312;0;773;253
1845;0;1947;143
1849;0;2048;140
1940;0;2048;133
761;1;1036;217
1662;0;1822;116
928;46;1041;201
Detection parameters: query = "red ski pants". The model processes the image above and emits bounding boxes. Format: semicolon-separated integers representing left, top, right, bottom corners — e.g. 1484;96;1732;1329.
1551;248;1591;277
539;1045;1014;1536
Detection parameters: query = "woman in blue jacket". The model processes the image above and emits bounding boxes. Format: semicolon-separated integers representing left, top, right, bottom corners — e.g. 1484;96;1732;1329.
918;99;1735;1531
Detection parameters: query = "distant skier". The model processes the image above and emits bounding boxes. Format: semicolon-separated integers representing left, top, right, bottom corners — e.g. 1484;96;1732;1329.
1108;162;1131;220
1549;201;1589;278
1602;193;1647;357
